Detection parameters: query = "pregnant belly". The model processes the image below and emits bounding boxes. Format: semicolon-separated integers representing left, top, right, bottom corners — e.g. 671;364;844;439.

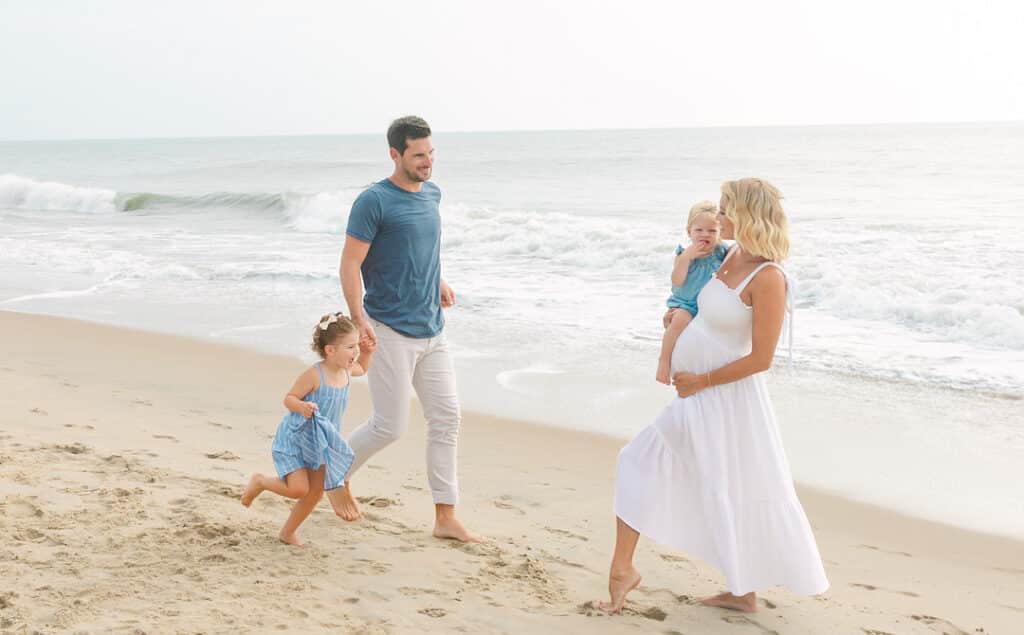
669;321;742;374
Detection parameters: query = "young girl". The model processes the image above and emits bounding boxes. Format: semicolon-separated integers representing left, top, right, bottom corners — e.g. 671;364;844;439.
241;312;374;546
656;201;729;385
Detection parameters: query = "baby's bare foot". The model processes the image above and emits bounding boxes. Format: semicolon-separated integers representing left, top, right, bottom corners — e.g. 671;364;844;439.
240;473;263;507
699;591;757;612
599;567;642;614
328;483;362;521
433;515;484;543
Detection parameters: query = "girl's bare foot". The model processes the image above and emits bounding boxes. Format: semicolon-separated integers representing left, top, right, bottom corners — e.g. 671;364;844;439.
328;483;362;521
599;567;642;614
240;474;264;507
699;591;757;612
278;531;306;547
433;515;484;543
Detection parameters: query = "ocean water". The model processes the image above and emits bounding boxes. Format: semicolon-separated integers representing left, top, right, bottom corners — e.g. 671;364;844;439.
2;124;1022;535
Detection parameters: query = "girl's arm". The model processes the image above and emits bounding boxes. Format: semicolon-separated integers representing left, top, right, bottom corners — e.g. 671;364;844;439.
672;267;786;396
350;341;376;377
283;367;319;416
671;249;692;287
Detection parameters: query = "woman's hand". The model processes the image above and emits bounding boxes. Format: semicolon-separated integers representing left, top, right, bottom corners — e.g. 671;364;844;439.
672;372;708;398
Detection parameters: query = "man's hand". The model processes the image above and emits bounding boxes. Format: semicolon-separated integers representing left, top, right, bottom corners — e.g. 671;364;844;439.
440;279;456;308
354;317;377;348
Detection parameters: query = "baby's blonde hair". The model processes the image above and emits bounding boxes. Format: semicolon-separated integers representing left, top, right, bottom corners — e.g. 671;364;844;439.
720;178;790;262
687;200;719;230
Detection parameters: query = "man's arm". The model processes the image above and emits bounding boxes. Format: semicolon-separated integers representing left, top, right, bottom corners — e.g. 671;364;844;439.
340;235;375;343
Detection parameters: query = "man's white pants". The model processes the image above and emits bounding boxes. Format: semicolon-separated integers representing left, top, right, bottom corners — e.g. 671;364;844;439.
346;320;461;505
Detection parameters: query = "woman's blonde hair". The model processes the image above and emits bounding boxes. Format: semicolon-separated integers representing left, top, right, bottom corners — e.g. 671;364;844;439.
720;178;790;262
687;200;719;230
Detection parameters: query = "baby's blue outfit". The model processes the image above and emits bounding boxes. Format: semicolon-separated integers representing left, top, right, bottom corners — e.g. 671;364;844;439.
666;242;729;315
271;363;355;491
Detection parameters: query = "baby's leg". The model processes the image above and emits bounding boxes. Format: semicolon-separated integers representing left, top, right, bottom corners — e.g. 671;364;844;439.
656;309;694;384
241;468;310;507
279;466;325;547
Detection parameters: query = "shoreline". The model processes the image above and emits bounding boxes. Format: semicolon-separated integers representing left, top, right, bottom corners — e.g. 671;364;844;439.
3;307;1021;539
2;310;1022;632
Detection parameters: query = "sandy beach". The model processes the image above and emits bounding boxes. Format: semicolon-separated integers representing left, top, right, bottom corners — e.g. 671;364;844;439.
1;310;1021;634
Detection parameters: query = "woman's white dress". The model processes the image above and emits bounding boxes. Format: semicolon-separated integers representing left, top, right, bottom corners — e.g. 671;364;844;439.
615;258;829;596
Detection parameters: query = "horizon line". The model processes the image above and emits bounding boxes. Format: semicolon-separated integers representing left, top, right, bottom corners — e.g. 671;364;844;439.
2;118;1022;144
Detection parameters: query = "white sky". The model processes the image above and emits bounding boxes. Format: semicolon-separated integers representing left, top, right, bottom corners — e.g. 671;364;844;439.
1;0;1022;140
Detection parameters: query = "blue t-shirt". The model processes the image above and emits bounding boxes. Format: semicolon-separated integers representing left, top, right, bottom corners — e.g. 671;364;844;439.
346;179;443;338
667;242;729;314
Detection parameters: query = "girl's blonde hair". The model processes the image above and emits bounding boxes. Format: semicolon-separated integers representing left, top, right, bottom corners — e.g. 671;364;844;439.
687;200;719;230
720;178;790;262
311;312;357;358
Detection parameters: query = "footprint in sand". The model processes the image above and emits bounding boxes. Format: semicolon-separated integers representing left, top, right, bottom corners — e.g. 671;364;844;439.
2;498;44;518
356;496;398;508
721;614;780;634
850;582;919;597
910;614;969;634
29;407;48;415
206;420;232;429
399;587;443;597
55;443;89;455
418;608;446;618
204;451;240;461
576;601;667;622
659;553;689;563
494;500;525;514
862;629;896;635
857;543;913;557
153;434;178;442
131;398;153;406
542;526;588;542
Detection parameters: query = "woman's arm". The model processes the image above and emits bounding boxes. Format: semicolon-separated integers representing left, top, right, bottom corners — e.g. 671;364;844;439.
672;267;786;397
283;367;319;416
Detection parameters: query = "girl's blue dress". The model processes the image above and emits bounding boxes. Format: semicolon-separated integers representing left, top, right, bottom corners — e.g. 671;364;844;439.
270;363;355;491
667;242;729;315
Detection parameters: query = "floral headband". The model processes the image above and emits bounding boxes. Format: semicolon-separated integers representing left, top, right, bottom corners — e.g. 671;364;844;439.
318;312;347;331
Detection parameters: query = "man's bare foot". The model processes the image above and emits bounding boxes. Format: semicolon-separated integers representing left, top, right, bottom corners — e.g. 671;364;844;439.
656;359;671;385
433;514;484;543
599;567;642;614
327;482;361;521
240;473;263;507
699;591;757;612
277;530;306;547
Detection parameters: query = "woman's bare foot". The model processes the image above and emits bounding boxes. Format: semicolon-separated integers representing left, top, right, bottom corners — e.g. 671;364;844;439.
599;567;642;614
433;515;484;543
699;591;757;612
277;530;306;547
240;473;264;507
328;482;362;521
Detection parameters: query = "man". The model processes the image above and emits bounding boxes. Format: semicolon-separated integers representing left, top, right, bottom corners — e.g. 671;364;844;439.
335;115;481;542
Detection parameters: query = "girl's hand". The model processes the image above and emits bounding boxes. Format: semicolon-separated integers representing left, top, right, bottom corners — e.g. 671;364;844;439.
672;372;707;398
680;239;713;260
299;401;318;418
359;338;377;354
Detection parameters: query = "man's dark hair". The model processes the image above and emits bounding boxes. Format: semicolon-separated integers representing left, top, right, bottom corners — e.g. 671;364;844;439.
387;116;431;155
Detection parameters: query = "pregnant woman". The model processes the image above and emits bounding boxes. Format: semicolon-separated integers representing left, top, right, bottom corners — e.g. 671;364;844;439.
603;177;828;613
